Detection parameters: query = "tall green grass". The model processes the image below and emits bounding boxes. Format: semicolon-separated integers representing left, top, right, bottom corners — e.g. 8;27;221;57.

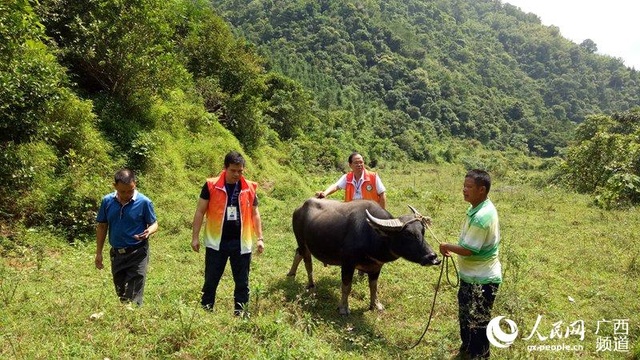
1;161;638;359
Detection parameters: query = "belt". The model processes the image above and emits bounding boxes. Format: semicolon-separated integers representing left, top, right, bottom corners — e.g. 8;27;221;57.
114;241;147;255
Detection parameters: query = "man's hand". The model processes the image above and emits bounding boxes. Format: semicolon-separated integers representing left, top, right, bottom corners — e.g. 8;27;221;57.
191;238;200;252
439;243;452;257
439;243;473;257
133;229;149;241
95;253;104;269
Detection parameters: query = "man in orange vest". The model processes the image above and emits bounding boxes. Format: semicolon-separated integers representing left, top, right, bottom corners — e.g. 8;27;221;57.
191;151;265;316
315;152;387;209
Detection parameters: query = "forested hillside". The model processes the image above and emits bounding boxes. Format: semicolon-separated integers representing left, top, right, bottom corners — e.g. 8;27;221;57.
211;0;640;157
2;0;640;241
1;0;314;239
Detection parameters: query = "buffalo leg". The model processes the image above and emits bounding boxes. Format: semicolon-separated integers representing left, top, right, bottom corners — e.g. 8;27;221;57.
287;248;303;277
288;248;315;289
367;271;384;311
302;250;315;289
339;265;355;315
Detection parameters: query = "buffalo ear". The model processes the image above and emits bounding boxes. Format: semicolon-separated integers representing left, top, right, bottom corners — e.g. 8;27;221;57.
365;209;403;233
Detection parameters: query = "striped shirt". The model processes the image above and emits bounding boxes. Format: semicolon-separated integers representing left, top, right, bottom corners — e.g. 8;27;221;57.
457;199;502;284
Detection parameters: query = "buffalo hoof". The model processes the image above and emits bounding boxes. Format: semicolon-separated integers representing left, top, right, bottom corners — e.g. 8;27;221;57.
306;283;316;291
286;271;296;277
369;302;385;312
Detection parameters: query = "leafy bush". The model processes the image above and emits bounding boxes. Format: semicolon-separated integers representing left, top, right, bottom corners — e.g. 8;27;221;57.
558;110;640;208
1;141;58;222
594;172;640;209
0;0;116;239
0;1;66;145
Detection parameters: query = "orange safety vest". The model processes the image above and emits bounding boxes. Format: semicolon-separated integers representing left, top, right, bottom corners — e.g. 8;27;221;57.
204;171;258;254
345;170;380;202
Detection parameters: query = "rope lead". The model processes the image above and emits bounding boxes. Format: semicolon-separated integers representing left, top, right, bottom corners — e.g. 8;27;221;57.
401;224;459;350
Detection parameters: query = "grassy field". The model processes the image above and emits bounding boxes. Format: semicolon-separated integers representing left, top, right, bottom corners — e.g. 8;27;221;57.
1;162;639;359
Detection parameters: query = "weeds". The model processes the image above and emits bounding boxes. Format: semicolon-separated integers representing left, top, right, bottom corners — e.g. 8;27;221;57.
297;312;318;335
290;292;319;335
0;266;18;306
253;281;265;316
32;242;45;271
627;253;640;277
236;302;251;320
2;335;20;359
91;276;109;310
175;298;200;341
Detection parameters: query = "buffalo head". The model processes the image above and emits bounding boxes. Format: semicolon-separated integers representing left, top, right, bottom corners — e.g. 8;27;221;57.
366;206;440;266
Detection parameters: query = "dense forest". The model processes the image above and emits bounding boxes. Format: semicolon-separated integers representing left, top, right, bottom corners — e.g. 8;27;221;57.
1;0;640;241
211;0;640;158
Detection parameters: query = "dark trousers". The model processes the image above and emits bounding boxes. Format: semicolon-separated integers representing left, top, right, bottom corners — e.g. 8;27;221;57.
110;243;149;306
201;240;251;312
458;280;499;359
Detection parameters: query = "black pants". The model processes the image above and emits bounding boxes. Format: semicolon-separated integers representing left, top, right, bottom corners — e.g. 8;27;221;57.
458;281;499;359
110;243;149;306
201;240;251;312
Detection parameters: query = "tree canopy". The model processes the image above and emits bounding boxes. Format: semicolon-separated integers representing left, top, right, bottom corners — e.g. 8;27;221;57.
211;0;640;157
3;0;640;240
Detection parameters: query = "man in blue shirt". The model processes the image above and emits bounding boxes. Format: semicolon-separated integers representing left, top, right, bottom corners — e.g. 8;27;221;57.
95;168;158;306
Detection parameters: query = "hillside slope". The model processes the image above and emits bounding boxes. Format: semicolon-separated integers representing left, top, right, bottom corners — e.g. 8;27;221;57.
211;0;640;156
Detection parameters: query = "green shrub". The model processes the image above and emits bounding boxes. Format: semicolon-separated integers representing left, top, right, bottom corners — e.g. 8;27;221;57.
1;142;57;222
558;111;640;208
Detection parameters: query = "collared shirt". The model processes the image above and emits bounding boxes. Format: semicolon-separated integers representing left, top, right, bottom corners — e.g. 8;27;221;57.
457;199;502;284
96;190;157;248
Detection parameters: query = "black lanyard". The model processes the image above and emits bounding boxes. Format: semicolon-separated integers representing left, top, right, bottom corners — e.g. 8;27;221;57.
229;182;240;206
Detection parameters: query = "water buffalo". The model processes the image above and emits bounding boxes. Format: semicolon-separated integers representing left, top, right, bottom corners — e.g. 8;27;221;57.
287;198;440;315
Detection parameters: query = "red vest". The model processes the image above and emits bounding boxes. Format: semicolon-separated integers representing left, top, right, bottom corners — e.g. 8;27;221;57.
204;171;258;254
345;170;379;202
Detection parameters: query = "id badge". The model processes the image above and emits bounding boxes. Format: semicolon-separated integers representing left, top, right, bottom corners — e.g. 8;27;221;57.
227;206;238;221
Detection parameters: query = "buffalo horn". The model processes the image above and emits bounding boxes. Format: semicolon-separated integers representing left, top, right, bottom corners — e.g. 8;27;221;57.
407;205;422;217
365;209;403;230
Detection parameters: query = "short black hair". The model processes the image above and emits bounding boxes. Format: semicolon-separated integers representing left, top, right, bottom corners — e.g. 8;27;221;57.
114;168;136;184
348;152;363;164
466;169;491;193
224;151;245;168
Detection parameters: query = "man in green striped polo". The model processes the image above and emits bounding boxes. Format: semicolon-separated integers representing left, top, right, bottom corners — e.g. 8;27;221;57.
440;169;501;359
